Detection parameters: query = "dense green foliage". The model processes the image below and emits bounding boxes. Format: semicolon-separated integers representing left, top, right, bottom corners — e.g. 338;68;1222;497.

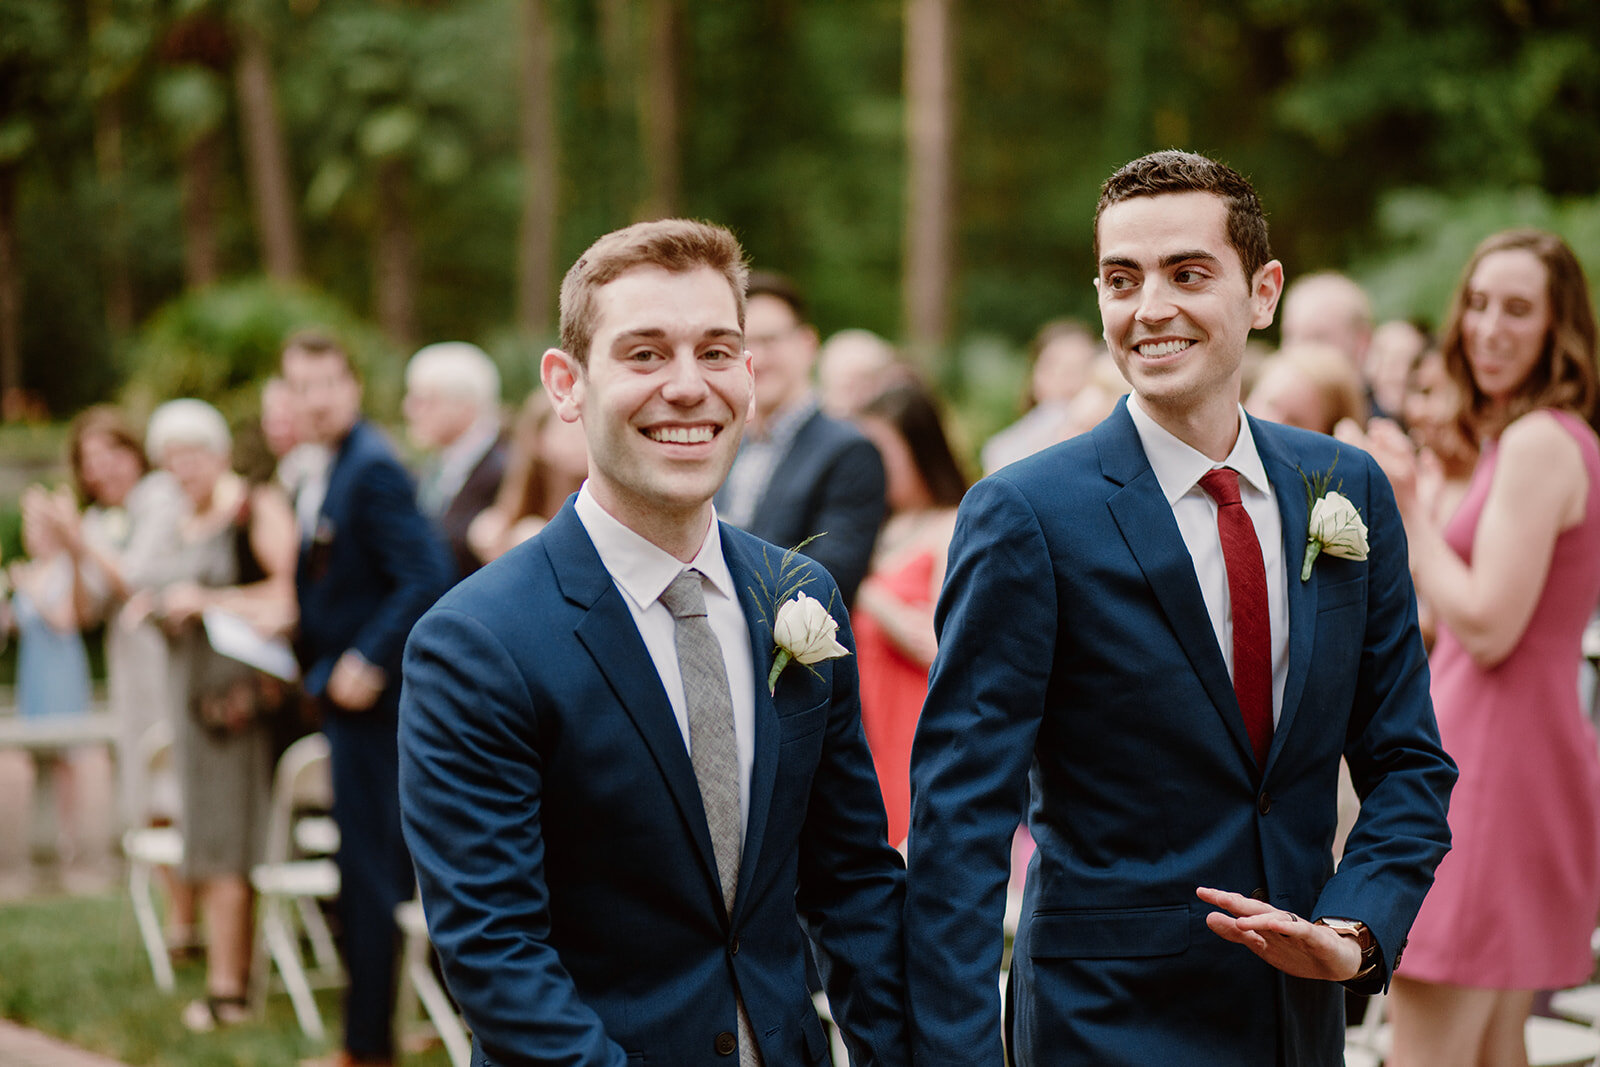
5;0;1600;417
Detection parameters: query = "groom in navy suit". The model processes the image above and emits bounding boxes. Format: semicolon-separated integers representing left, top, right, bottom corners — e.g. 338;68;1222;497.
905;152;1456;1066
400;219;908;1066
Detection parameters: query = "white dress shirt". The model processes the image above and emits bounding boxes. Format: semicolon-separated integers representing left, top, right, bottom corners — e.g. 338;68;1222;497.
575;484;757;837
1127;397;1290;724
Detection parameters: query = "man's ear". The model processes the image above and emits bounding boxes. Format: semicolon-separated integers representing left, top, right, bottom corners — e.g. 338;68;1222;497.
744;350;756;422
1251;260;1285;331
540;348;584;423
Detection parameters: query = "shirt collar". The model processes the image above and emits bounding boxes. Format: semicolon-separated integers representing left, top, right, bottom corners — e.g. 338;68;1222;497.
574;482;737;613
1127;395;1272;505
438;415;502;474
750;393;818;446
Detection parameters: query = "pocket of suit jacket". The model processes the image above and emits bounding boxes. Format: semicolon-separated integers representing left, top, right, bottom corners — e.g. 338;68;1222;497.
1026;905;1190;959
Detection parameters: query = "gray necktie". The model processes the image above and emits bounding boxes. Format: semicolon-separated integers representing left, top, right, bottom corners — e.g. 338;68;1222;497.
659;569;743;910
659;569;760;1066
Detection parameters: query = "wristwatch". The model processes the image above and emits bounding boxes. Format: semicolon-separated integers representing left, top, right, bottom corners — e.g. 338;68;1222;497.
1316;917;1379;981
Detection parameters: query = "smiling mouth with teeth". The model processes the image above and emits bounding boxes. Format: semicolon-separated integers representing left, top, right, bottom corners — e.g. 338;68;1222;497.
645;425;716;444
1136;340;1195;358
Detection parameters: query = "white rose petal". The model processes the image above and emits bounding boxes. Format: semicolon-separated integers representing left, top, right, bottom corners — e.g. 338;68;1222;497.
773;591;850;665
1308;492;1369;561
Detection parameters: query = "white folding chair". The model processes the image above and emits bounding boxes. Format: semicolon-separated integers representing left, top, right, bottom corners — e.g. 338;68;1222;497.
394;895;471;1067
121;721;184;991
249;733;341;1040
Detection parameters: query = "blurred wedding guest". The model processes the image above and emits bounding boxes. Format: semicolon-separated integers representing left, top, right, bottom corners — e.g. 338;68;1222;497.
1400;346;1478;521
8;484;95;861
1368;319;1431;428
851;380;967;849
403;342;508;582
282;330;453;1067
715;270;886;606
1361;230;1600;1067
129;398;297;1032
981;319;1099;473
1245;342;1366;435
53;408;187;833
1280;271;1376;403
818;327;900;418
1058;351;1133;440
465;390;587;565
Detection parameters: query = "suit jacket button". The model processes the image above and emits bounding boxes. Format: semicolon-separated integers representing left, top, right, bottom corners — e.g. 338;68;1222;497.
1258;792;1272;815
729;937;740;955
1251;888;1270;903
715;1031;738;1056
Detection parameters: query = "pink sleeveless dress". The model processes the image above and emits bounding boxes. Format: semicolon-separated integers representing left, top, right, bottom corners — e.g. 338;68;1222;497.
1400;409;1600;989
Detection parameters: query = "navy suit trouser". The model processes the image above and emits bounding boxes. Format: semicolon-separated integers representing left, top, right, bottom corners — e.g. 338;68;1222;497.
324;695;414;1059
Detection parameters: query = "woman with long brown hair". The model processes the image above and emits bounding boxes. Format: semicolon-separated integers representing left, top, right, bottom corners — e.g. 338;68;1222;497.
1366;229;1600;1066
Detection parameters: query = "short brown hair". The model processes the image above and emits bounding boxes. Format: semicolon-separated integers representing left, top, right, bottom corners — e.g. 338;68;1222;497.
281;328;361;382
559;219;749;365
68;405;150;504
1096;150;1274;281
1441;228;1599;439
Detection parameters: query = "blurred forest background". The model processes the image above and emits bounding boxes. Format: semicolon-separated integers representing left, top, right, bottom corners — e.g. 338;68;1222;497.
3;0;1600;427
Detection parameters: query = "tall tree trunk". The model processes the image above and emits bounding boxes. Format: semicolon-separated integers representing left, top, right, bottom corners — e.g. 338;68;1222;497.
93;92;134;341
516;0;558;337
597;0;637;215
234;22;302;280
375;159;417;349
0;164;20;420
902;0;955;365
180;128;222;290
89;0;134;341
637;0;680;220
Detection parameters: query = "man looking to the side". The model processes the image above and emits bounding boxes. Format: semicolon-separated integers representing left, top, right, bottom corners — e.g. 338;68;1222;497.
715;271;886;607
399;220;908;1066
905;151;1455;1066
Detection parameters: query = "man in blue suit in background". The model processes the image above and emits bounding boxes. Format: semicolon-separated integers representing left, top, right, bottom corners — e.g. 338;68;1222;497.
905;152;1456;1066
715;271;886;607
399;220;908;1065
284;331;454;1067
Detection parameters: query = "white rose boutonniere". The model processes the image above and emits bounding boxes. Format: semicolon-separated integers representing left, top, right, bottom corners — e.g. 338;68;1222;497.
770;591;850;693
1299;454;1370;581
753;534;850;694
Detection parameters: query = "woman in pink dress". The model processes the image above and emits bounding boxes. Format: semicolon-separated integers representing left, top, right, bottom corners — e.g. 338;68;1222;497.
851;380;968;848
1367;230;1600;1067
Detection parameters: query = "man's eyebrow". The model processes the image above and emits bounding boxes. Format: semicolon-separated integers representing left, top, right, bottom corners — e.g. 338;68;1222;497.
1098;251;1223;272
1160;250;1220;269
610;326;742;344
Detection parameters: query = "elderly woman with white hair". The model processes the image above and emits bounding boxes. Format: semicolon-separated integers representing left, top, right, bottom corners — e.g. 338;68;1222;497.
130;397;298;1031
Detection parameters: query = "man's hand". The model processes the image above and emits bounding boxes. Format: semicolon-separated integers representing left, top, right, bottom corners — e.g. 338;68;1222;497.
327;650;386;712
1196;887;1363;982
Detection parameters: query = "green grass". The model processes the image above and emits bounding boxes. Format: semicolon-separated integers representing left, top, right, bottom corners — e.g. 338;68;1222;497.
0;891;452;1066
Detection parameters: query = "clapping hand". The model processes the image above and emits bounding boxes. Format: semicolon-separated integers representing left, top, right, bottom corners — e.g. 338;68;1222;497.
1196;887;1363;982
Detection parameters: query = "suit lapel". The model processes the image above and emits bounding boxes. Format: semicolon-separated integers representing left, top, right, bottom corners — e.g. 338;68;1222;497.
1097;401;1257;766
1253;419;1318;774
543;506;726;906
724;534;782;924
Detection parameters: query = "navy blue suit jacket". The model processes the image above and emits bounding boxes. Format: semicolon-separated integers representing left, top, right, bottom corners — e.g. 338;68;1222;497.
295;419;453;701
718;408;886;607
905;400;1456;1067
399;504;910;1066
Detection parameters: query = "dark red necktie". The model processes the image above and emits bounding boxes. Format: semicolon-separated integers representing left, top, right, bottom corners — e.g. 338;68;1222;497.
1198;468;1273;769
